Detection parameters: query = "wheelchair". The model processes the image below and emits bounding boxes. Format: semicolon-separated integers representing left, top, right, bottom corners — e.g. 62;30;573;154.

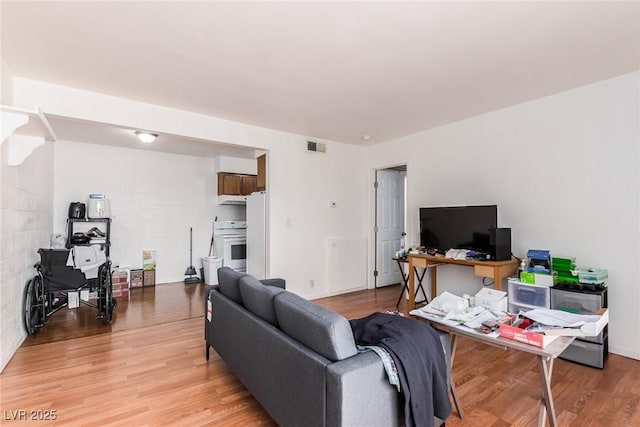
23;248;117;336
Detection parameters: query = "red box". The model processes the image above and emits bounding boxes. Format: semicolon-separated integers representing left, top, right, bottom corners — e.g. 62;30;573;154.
499;324;558;348
111;271;129;289
112;289;130;298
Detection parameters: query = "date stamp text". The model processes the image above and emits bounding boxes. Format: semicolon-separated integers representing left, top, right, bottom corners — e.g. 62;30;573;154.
3;409;58;421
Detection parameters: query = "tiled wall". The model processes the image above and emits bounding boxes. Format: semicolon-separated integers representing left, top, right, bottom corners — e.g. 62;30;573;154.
0;140;53;372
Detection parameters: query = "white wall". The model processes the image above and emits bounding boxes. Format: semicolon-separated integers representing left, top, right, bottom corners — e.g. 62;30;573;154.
13;79;369;299
1;58;15;105
53;141;244;283
367;72;640;360
0;57;54;372
0;141;54;372
268;139;368;298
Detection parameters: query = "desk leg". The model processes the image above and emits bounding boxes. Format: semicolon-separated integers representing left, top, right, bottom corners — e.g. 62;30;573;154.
414;267;428;304
493;266;503;290
537;356;557;427
448;334;464;419
395;259;410;308
408;258;416;311
493;266;500;290
431;266;437;301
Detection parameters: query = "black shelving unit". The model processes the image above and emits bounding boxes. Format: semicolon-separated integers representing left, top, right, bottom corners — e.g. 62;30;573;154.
67;218;111;256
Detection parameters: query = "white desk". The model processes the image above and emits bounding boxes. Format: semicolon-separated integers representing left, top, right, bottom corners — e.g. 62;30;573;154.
411;310;575;427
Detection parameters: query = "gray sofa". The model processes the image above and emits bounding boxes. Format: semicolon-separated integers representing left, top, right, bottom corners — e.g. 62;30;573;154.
205;267;454;427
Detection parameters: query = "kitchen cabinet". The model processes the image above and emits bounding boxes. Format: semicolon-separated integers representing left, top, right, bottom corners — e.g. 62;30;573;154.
257;154;266;191
218;172;257;196
241;175;257;195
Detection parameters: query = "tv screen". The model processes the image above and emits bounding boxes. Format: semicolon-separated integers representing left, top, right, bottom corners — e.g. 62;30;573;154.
419;205;497;253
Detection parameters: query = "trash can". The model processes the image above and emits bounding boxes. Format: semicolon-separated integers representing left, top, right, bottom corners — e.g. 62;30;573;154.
202;256;223;285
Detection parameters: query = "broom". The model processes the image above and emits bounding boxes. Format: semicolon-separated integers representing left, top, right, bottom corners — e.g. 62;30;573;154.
184;227;201;284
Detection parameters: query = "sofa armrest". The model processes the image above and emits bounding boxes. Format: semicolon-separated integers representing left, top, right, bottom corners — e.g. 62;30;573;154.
260;278;286;289
326;351;401;427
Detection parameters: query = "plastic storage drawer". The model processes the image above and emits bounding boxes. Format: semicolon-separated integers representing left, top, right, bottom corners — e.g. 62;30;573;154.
508;302;536;314
508;280;550;309
551;288;604;314
551;286;607;344
559;336;608;369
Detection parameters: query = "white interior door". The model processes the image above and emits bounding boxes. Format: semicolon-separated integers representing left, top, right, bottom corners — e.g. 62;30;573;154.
375;169;405;287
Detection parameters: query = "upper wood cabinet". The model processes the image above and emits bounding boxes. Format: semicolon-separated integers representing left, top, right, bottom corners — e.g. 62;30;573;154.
257;154;266;191
241;175;257;195
218;172;257;196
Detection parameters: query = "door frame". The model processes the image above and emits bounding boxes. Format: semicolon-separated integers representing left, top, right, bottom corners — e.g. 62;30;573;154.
370;163;407;289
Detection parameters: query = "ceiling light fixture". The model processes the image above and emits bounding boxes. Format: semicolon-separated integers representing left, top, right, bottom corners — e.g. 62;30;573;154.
135;131;158;144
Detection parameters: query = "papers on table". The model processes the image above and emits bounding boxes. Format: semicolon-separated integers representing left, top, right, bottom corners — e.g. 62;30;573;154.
420;291;468;316
411;291;609;343
523;308;608;337
463;309;499;329
410;292;506;336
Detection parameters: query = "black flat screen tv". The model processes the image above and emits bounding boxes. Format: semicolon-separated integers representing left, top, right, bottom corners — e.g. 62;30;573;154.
419;205;497;253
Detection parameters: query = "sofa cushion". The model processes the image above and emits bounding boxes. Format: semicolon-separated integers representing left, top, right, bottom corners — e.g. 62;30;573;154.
260;278;286;289
274;291;357;362
239;275;286;326
217;267;246;304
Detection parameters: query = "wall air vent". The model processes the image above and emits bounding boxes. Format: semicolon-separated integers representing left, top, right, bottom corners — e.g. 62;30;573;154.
307;141;326;153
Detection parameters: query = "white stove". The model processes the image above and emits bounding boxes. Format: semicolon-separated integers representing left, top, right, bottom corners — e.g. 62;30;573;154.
214;221;247;272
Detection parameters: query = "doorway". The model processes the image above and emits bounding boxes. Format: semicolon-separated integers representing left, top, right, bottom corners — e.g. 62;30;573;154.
374;166;407;288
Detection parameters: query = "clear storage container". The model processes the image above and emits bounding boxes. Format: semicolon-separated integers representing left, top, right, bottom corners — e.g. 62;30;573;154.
550;288;602;314
560;336;608;369
577;268;607;284
508;279;551;310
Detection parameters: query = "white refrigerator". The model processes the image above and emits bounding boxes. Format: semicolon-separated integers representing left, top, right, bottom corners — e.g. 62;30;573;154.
246;191;267;279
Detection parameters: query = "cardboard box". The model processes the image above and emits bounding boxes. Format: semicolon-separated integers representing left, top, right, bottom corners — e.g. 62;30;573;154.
534;273;554;287
520;271;535;284
143;269;155;287
520;271;554;287
499;324;559;348
112;289;130;298
143;250;156;271
112;282;129;291
131;269;143;288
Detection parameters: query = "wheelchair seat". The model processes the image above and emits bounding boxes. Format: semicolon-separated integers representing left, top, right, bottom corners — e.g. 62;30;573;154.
38;249;89;292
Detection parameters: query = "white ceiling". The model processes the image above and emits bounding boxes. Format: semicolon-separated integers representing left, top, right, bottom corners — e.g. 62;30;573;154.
43;115;258;159
2;1;639;149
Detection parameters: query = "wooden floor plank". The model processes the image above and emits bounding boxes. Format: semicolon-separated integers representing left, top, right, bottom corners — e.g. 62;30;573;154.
2;282;639;425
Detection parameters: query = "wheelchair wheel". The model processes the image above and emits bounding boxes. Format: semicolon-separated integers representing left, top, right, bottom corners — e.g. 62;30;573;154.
99;267;115;324
23;276;43;336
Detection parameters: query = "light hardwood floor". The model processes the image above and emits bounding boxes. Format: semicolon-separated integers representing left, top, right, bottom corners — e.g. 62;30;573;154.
2;282;639;426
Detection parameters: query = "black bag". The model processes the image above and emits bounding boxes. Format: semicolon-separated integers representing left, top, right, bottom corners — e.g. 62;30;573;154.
71;232;90;244
68;202;86;219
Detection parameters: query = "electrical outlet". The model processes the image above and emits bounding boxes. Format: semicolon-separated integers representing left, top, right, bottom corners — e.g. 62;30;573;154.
310;279;315;288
